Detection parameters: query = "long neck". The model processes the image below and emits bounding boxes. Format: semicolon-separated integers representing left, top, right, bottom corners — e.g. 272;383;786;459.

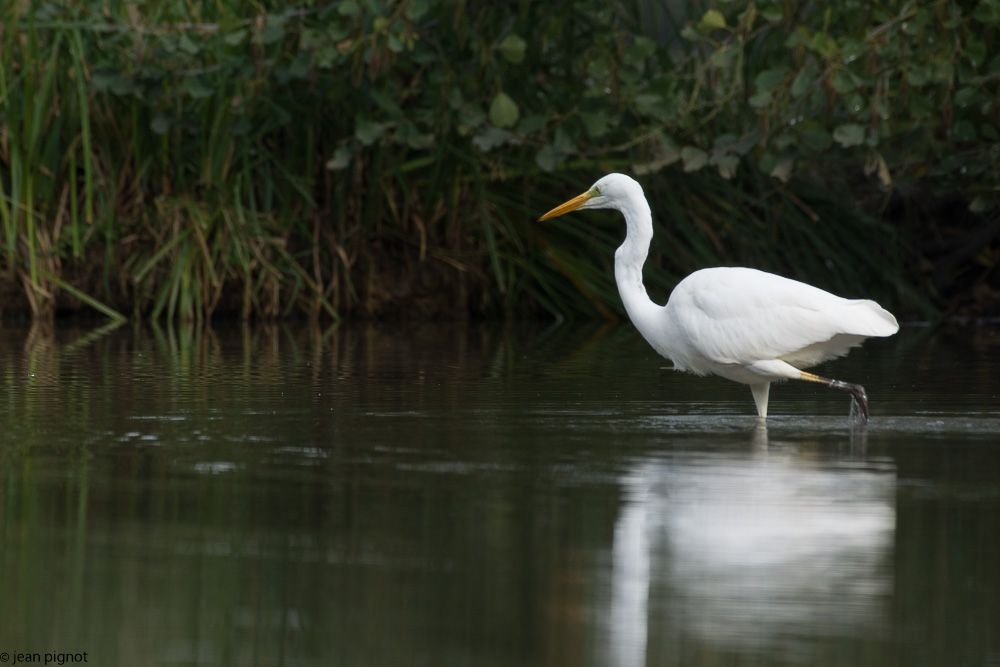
613;197;665;343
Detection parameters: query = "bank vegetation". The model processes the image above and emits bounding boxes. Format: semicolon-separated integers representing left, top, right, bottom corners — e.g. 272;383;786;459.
2;0;998;323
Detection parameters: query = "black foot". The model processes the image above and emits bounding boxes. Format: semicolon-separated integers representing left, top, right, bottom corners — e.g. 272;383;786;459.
831;380;869;424
799;372;873;424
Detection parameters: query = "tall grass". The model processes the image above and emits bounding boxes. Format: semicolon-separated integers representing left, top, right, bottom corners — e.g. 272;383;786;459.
1;1;340;321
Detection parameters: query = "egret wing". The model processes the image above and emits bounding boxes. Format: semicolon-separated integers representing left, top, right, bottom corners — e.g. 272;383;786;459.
666;268;895;367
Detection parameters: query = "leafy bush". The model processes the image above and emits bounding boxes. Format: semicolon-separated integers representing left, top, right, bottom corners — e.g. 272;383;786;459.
1;0;993;322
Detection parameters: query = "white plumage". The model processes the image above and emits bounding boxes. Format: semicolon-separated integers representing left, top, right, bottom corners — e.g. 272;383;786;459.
539;173;899;422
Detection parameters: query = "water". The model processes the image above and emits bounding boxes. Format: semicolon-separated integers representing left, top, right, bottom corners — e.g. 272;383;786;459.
0;321;998;666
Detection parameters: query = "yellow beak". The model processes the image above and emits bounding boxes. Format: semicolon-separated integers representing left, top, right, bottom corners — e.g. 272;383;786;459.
538;189;596;221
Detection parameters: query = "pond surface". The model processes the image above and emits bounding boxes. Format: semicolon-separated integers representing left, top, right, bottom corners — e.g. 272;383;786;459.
0;320;998;666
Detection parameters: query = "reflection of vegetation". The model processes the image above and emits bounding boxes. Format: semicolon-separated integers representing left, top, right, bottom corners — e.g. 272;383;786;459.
0;2;994;321
0;321;627;663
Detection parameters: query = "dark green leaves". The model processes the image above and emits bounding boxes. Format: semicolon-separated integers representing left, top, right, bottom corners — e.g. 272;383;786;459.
0;0;981;323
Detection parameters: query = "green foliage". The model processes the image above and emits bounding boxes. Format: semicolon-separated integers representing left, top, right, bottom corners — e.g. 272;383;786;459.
0;0;989;322
668;0;1000;207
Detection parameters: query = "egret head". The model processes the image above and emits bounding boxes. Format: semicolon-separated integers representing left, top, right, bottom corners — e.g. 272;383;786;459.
538;173;644;220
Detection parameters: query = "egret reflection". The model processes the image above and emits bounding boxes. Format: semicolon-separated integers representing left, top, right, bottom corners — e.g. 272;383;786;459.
605;428;895;665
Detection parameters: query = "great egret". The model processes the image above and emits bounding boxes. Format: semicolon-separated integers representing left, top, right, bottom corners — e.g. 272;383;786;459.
539;173;899;422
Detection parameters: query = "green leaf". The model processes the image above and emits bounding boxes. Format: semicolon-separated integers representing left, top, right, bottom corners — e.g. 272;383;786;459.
259;17;285;45
698;9;728;32
489;92;519;128
711;154;740;179
758;152;778;175
709;44;736;68
784;29;809;48
406;133;435;150
370;89;404;118
585;54;610;80
831;70;855;94
902;11;929;35
288;53;311;79
92;68;136;95
801;129;832;150
325;146;353;170
872;154;892;186
230;120;251;136
473;128;511;152
748;91;772;109
405;0;430;20
458;103;486;128
937;154;964;173
680;25;703;41
224;28;247;46
178;33;200;55
769;155;795;182
761;8;784;22
517;115;546;134
579;111;609;138
832;123;866;147
536;145;562;172
730;133;760;156
498;34;527;64
681;146;709;172
183;76;214;99
950;120;977;142
634;137;681;175
954;87;982;107
634;93;672;120
553;126;576;153
969;195;995;212
712;134;739;153
150;111;173;135
973;0;1000;24
625;36;656;65
907;66;929;87
355;119;388;145
809;32;838;56
338;0;360;16
754;67;788;91
790;70;813;98
840;37;864;61
964;38;987;67
316;45;342;68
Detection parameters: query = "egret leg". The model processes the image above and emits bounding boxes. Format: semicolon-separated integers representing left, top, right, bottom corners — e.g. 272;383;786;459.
749;383;770;419
799;372;870;424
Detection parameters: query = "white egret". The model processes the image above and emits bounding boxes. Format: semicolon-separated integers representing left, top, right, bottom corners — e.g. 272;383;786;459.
539;173;899;422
